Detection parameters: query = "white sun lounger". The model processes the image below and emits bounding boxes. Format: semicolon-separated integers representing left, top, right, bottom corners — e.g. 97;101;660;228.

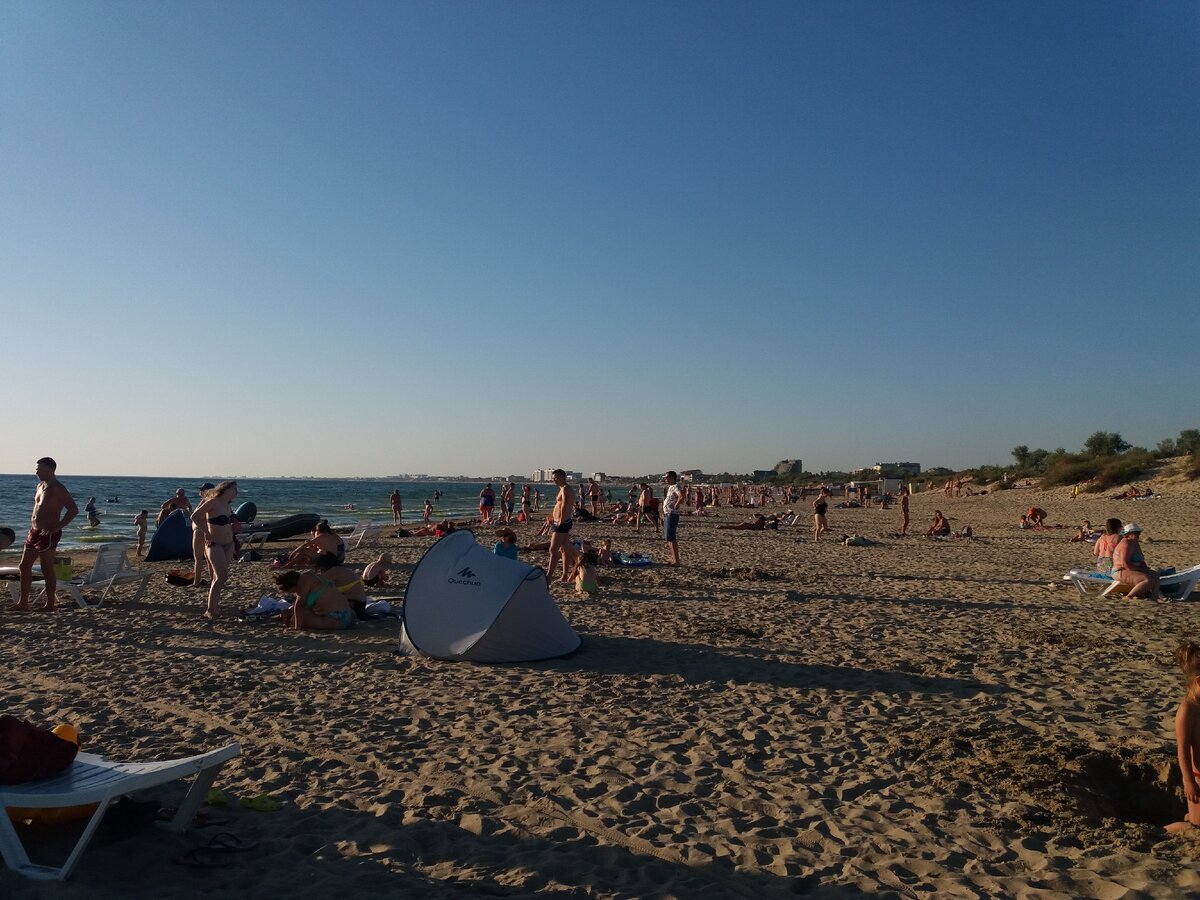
239;531;272;552
347;520;389;551
1064;564;1200;601
1064;568;1113;596
0;742;240;880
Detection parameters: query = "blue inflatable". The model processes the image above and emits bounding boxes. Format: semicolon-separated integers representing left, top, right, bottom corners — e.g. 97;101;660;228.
234;501;257;523
252;513;320;541
146;510;193;562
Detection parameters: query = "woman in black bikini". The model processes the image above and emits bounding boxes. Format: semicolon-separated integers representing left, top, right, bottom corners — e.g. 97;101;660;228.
191;480;238;620
813;489;830;541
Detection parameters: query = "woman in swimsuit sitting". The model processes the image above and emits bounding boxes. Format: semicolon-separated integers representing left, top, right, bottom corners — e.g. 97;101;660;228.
311;552;370;619
274;569;355;630
927;510;952;537
282;520;345;568
190;480;239;620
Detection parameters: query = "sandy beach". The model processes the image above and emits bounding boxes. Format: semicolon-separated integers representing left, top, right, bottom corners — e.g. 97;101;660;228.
3;470;1200;898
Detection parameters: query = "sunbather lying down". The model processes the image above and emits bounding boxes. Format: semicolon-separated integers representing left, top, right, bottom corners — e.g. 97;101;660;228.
839;534;878;546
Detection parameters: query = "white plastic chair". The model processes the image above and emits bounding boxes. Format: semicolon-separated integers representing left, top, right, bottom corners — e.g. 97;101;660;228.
0;742;241;880
61;543;151;608
5;546;148;609
347;520;387;551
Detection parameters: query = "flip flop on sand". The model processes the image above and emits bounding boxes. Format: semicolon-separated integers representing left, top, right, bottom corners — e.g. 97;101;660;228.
205;788;232;806
239;794;280;812
156;806;230;828
204;832;259;852
172;847;232;870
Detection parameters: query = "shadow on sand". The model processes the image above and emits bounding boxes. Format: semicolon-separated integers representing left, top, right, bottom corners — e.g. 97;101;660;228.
546;634;999;699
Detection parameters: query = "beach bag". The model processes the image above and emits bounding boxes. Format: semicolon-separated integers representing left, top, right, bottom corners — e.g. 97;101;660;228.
0;716;79;784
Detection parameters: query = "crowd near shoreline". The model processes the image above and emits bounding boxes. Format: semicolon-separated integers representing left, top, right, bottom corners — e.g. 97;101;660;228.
2;457;1200;896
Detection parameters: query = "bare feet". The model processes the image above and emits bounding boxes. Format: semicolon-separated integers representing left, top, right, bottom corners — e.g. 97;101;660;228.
8;603;30;612
1166;820;1198;835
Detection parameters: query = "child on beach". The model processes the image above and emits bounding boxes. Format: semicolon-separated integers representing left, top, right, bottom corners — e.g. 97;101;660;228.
597;539;614;566
423;499;433;524
362;552;392;587
133;510;148;556
572;549;599;596
1168;641;1200;834
493;528;519;560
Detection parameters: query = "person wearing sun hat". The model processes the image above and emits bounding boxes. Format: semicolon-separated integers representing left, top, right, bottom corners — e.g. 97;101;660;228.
1112;523;1160;599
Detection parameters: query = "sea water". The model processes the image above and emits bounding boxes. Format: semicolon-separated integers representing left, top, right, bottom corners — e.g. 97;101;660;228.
0;474;546;551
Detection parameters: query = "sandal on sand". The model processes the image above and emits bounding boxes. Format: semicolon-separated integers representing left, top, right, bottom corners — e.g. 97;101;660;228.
172;847;231;869
204;832;259;852
205;788;232;806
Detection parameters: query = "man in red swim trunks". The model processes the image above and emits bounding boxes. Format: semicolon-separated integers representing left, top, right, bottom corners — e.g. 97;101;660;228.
11;457;78;612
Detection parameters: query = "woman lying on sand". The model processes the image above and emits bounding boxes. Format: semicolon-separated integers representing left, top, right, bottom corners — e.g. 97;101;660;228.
401;520;457;538
718;514;768;531
273;569;354;630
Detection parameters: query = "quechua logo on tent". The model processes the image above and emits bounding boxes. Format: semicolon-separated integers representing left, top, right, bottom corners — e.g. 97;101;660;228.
448;566;481;586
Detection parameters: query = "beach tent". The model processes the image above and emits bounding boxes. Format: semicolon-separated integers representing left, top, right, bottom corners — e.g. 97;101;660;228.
399;530;580;663
146;510;192;562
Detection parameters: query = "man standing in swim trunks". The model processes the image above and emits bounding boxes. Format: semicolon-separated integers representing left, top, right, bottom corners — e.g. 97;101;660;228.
662;471;683;566
500;481;515;525
390;489;403;525
547;468;577;583
12;457;78;612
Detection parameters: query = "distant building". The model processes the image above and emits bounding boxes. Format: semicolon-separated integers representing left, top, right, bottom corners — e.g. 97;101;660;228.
532;468;582;482
872;462;921;477
589;473;606;483
773;459;803;477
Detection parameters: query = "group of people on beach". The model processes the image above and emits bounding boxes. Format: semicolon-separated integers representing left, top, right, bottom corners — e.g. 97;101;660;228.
4;455;1200;834
1090;517;1162;600
529;468;683;579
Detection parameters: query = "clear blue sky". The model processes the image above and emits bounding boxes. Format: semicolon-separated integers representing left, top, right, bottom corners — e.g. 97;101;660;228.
3;1;1197;478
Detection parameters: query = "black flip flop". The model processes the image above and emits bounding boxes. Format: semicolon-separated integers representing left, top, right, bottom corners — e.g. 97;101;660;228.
203;832;259;852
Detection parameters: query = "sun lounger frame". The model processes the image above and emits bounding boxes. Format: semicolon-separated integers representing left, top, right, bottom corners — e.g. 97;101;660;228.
0;742;240;881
